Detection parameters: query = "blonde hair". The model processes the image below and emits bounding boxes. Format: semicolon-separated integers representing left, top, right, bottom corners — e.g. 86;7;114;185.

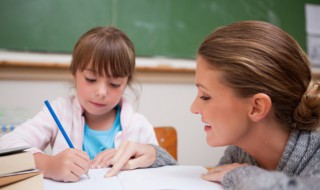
198;20;320;131
70;26;135;84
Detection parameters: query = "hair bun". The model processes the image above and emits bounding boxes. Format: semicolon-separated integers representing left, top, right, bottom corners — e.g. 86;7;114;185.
294;81;320;131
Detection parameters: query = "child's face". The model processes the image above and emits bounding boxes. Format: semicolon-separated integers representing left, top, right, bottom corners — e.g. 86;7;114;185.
191;56;252;147
75;68;128;117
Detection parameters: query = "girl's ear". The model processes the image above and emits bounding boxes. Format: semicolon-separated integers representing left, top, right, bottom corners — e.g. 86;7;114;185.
248;93;272;122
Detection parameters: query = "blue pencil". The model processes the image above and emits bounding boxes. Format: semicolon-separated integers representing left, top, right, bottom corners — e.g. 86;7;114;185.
44;100;74;148
44;100;90;179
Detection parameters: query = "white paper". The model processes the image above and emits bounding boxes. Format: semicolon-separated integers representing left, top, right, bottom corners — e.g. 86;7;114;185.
305;4;320;34
307;36;320;66
44;170;122;190
118;166;223;190
305;4;320;66
44;166;223;190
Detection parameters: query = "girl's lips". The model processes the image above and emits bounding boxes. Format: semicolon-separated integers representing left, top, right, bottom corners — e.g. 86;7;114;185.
90;101;106;107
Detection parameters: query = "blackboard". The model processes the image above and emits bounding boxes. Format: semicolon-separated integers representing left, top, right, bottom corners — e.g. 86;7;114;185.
0;0;319;59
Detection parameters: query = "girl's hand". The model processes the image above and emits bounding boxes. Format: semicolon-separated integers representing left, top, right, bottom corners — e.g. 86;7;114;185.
34;148;90;182
104;141;156;178
91;149;116;169
202;163;249;182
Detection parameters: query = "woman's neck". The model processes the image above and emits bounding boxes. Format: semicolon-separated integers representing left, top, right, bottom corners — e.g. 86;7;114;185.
237;120;290;170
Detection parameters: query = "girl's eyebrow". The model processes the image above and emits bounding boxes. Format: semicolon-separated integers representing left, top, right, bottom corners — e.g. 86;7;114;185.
84;69;97;73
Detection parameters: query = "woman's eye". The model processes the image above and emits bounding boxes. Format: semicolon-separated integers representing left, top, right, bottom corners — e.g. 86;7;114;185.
85;77;96;83
200;96;210;101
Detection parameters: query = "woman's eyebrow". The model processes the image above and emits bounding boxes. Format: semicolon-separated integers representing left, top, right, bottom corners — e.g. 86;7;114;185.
196;83;207;90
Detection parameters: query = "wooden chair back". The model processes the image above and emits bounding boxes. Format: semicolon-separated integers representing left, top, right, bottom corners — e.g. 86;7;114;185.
154;126;178;160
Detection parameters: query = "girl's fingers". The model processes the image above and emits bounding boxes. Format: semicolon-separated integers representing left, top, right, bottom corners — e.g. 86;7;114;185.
105;142;138;177
122;155;150;170
104;141;156;178
112;141;130;163
75;149;91;163
98;149;116;168
105;149;134;177
91;149;115;168
69;162;86;177
64;171;81;182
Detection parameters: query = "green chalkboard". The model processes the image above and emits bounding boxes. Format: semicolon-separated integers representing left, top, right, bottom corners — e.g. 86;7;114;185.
0;0;319;59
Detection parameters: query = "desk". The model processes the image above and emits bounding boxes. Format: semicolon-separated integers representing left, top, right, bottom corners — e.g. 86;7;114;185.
44;166;223;190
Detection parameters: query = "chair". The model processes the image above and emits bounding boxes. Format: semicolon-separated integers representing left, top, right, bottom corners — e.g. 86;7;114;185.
154;126;178;160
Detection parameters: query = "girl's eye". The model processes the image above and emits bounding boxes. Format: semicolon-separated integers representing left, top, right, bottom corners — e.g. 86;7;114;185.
110;83;121;88
200;96;211;101
85;77;96;83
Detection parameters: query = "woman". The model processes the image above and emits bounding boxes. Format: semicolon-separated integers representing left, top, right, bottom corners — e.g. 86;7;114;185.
105;21;320;189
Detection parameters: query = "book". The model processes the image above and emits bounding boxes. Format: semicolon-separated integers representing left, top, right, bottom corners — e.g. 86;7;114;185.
0;146;35;176
0;171;43;190
44;166;223;190
0;146;43;190
0;169;40;186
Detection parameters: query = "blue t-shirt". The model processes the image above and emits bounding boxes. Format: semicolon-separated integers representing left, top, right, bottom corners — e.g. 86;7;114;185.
82;106;122;160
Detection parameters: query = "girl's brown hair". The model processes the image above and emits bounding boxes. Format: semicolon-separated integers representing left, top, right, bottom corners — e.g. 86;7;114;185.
70;26;135;84
198;20;320;131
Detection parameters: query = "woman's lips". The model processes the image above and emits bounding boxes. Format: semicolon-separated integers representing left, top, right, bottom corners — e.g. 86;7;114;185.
204;125;212;132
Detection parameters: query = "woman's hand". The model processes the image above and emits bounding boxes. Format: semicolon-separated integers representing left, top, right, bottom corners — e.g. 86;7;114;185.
202;163;249;182
104;141;157;178
91;148;116;169
34;148;91;182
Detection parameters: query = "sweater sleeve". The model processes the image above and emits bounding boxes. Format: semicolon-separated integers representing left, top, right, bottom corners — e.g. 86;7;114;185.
222;165;320;190
149;144;178;168
219;144;320;190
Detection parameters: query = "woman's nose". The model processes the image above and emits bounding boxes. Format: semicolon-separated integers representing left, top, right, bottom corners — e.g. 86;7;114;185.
190;97;199;114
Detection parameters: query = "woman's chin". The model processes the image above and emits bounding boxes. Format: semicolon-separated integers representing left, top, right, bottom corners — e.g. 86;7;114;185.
206;136;225;147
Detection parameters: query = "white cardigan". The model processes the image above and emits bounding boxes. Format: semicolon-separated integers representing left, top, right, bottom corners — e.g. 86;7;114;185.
0;96;158;155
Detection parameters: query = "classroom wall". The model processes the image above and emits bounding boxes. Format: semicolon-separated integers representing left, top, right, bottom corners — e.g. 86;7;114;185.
0;78;226;167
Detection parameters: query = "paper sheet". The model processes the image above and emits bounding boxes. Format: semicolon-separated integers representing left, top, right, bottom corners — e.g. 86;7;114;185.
305;4;320;34
118;166;223;190
44;178;123;189
305;4;320;65
44;166;223;190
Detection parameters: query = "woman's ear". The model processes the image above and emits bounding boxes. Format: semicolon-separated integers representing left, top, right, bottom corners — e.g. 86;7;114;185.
248;93;272;122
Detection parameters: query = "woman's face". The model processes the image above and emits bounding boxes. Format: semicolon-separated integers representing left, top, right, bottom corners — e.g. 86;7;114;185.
191;56;253;147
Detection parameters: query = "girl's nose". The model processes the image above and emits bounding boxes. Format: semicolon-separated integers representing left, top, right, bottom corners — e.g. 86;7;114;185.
96;83;107;97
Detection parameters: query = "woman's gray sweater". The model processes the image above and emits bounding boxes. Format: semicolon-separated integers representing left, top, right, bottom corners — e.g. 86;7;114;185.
151;130;320;190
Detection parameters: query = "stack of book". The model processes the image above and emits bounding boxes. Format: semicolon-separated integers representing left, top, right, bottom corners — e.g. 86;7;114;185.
0;146;43;190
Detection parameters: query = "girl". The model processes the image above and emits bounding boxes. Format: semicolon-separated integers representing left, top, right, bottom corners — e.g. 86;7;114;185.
0;26;158;182
105;21;320;189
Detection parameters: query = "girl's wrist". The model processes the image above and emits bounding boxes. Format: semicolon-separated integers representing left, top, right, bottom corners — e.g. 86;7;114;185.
34;152;53;178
